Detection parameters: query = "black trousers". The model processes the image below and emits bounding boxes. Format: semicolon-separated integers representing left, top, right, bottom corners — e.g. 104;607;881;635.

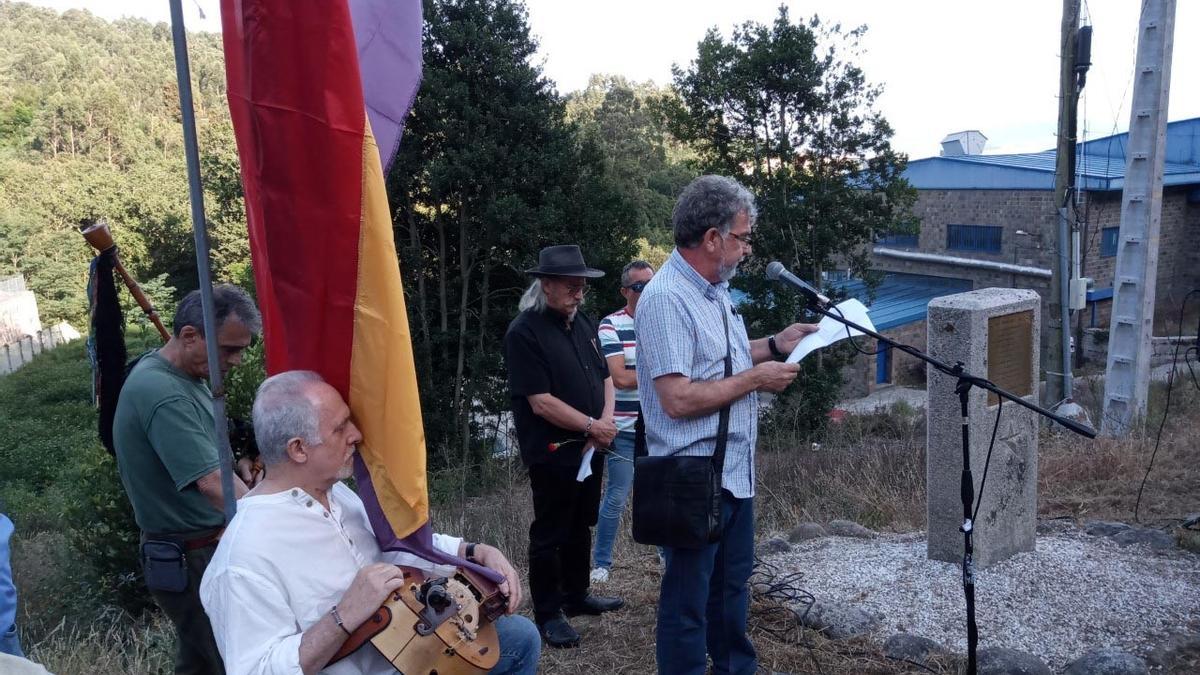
527;455;604;624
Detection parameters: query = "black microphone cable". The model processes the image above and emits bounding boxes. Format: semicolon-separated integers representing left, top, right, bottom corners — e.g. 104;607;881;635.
1133;288;1200;523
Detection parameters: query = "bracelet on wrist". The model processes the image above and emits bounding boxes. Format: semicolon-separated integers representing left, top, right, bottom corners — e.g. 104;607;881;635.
584;416;594;435
465;542;478;563
330;604;351;635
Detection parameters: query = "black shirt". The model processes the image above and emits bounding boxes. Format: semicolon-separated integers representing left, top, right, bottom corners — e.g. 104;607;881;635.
504;307;610;467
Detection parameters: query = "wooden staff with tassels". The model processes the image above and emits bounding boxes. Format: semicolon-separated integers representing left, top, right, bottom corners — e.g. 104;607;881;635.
81;219;170;342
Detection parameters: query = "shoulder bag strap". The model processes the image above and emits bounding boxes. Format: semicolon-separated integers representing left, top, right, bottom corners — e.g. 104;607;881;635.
712;299;733;473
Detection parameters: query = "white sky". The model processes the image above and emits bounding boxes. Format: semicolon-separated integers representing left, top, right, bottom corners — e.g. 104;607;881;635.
24;0;1200;159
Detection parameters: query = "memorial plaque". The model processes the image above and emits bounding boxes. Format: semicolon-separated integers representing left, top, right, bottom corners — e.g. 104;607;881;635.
987;310;1033;405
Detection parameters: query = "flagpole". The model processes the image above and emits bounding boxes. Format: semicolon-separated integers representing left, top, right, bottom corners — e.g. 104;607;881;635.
168;0;237;523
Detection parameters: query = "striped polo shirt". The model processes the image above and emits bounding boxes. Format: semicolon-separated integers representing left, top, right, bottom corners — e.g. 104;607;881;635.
635;249;757;498
597;308;640;433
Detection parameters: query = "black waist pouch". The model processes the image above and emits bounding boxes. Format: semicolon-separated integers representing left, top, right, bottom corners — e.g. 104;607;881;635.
141;539;188;593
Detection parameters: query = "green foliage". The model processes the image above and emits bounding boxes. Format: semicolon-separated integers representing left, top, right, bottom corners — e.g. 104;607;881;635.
0;1;248;326
224;340;265;421
390;0;640;465
565;75;695;244
664;8;919;437
0;336;158;615
67;445;152;614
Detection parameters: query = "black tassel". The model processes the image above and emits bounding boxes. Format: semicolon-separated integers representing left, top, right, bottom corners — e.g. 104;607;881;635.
89;248;127;455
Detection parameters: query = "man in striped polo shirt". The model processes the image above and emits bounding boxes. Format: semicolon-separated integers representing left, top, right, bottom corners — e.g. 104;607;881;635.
589;260;655;584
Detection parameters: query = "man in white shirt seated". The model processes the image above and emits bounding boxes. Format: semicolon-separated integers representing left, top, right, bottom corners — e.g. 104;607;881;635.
200;370;540;674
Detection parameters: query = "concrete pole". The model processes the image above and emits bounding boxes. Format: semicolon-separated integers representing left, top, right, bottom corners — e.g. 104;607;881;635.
1101;0;1176;435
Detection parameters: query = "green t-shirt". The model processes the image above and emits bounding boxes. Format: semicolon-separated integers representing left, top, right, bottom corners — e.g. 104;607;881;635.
112;351;223;534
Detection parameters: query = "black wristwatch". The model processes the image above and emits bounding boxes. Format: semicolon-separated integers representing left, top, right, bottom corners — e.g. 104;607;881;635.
767;334;786;360
465;542;478;562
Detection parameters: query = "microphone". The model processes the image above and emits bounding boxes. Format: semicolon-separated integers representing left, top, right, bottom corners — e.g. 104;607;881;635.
765;261;831;308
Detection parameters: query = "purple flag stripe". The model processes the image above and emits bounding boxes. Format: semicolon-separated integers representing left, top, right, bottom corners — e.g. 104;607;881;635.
353;455;505;585
349;0;423;172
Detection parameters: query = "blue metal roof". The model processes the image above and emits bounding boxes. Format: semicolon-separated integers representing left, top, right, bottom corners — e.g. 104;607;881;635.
729;272;969;330
904;117;1200;191
835;272;971;331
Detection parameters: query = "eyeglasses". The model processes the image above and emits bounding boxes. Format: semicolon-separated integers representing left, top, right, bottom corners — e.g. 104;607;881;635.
723;230;754;248
560;283;589;297
623;281;648;293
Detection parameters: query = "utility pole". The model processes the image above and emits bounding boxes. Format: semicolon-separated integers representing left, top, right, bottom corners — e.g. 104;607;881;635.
1046;0;1081;407
1101;0;1176;436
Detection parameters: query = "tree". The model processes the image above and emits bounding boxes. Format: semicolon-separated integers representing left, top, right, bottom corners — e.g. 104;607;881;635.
389;0;639;466
565;75;694;247
0;2;246;326
664;7;918;436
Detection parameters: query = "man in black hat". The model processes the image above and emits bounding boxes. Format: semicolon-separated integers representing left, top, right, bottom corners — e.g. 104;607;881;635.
504;244;624;648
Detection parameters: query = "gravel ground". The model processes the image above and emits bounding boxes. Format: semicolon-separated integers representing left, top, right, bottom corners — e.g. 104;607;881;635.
765;530;1200;668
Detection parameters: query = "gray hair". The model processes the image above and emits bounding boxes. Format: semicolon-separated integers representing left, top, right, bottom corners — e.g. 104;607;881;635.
620;260;653;287
252;370;324;466
518;279;548;312
172;283;262;337
672;175;758;249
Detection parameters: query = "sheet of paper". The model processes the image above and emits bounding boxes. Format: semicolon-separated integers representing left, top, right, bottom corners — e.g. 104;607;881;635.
576;446;596;482
786;298;876;364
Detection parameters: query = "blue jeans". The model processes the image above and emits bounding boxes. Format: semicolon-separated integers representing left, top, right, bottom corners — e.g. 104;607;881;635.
490;614;540;675
592;431;635;569
657;491;756;675
1;623;22;658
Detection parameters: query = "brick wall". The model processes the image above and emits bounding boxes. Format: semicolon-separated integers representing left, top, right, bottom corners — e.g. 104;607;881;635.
875;187;1199;337
839;319;929;400
873;188;1055;300
1079;187;1200;327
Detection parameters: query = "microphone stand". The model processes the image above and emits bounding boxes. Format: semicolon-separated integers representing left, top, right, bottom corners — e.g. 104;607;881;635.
784;286;1095;675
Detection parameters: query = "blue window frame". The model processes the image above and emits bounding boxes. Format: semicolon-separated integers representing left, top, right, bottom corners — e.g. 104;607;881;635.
879;232;919;247
1100;227;1119;257
947;224;1002;253
876;347;893;384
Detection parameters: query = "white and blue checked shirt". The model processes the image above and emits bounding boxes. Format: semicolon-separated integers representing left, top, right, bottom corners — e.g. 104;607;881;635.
635;249;757;498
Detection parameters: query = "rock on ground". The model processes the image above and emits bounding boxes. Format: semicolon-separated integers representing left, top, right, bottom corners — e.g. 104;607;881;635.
795;599;879;639
758;537;791;555
1062;647;1149;675
977;646;1052;675
883;632;948;666
786;522;827;543
1085;520;1131;537
827;519;876;539
1111;527;1177;550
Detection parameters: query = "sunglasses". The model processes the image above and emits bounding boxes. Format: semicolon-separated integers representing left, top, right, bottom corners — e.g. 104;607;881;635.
623;281;648;293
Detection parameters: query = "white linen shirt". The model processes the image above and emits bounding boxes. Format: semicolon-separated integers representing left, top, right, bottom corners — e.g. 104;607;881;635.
199;482;462;675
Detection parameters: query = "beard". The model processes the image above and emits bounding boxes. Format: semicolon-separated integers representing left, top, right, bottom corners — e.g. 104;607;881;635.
717;259;740;282
336;446;357;481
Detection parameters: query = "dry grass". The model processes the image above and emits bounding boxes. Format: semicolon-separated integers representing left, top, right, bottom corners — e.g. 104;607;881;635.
1040;379;1200;525
19;385;1200;674
22;613;173;675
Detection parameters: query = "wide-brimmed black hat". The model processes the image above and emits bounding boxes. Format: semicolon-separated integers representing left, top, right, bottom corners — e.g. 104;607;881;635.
525;244;605;278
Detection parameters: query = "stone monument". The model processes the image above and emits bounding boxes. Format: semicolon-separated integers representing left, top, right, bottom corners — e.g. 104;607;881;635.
926;288;1040;568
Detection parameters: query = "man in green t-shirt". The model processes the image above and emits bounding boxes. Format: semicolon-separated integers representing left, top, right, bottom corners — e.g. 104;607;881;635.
113;283;260;675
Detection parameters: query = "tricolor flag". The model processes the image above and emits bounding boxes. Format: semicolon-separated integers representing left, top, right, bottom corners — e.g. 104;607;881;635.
219;0;493;576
